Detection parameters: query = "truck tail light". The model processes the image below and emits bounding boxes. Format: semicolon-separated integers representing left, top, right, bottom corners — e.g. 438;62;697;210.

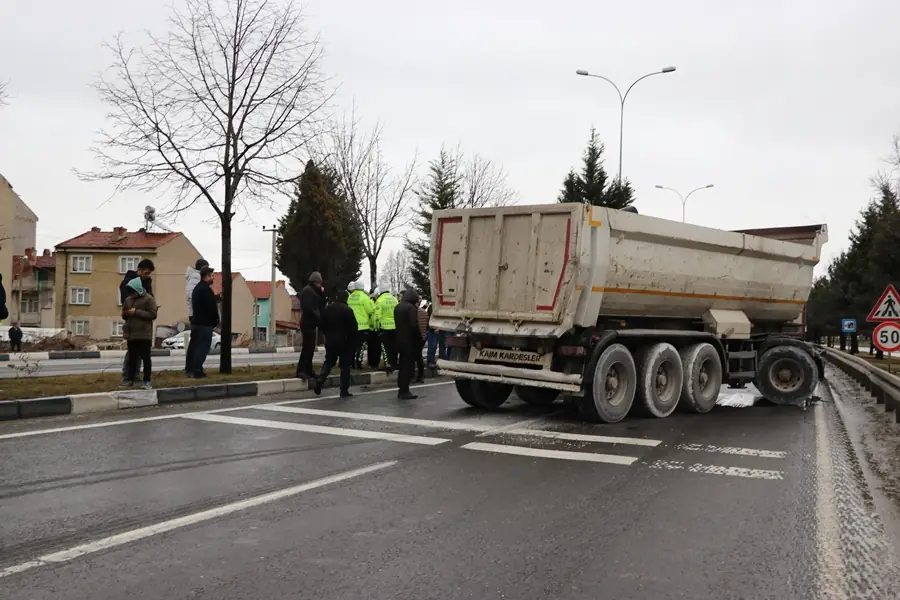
556;345;587;357
446;335;469;348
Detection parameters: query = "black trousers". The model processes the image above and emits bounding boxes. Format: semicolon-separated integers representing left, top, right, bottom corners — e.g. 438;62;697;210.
297;324;318;377
380;330;397;369
367;330;381;368
397;343;415;395
9;340;21;352
413;336;425;381
318;345;353;393
126;339;152;382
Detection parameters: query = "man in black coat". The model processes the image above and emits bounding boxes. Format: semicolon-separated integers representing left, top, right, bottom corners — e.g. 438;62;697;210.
8;323;23;352
314;290;357;397
189;267;220;378
0;273;7;322
296;271;324;379
118;259;155;381
394;288;421;400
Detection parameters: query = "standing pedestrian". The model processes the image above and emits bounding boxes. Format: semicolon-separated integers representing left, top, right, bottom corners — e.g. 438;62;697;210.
189;266;219;378
119;259;155;383
394;288;421;400
415;299;429;383
0;273;7;323
122;278;158;388
296;271;324;379
374;283;398;374
314;290;358;398
347;280;374;369
184;258;209;375
8;323;23;353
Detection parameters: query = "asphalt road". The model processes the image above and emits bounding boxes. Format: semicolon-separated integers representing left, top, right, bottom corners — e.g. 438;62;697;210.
0;351;315;378
2;367;899;599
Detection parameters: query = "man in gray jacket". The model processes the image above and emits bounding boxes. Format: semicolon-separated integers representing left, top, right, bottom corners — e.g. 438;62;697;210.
184;258;209;375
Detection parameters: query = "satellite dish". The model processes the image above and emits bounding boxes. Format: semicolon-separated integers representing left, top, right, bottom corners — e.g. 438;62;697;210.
176;322;186;332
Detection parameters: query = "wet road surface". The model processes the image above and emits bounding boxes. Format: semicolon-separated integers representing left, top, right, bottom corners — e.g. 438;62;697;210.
1;366;899;599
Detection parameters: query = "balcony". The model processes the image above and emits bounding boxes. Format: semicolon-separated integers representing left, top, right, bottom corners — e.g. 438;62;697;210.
15;278;53;292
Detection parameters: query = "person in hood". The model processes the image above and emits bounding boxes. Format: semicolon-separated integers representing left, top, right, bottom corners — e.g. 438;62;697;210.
347;280;374;369
119;259;155;381
0;273;7;322
9;322;23;352
296;271;325;379
314;290;358;397
394;288;421;400
122;277;158;388
189;266;219;378
184;258;209;375
374;283;399;374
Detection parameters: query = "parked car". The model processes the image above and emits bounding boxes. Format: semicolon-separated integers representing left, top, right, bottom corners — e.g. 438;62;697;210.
162;331;221;350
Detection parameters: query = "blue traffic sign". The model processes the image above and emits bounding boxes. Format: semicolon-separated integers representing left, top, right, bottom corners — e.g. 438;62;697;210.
842;318;857;333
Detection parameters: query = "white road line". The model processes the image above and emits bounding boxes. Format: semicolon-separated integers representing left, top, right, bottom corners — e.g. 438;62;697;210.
256;405;500;432
183;413;449;446
647;460;784;480
503;429;662;447
462;441;638;465
0;460;396;580
815;401;847;598
0;381;453;441
674;443;786;459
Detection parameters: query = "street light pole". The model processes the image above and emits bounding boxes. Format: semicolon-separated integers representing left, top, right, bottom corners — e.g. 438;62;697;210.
575;66;676;183
655;184;715;222
262;225;278;347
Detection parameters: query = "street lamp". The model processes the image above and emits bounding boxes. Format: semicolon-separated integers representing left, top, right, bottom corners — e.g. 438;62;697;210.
575;66;676;183
655;184;715;222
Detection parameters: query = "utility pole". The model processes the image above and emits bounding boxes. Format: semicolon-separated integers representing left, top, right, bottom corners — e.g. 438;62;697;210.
263;225;278;346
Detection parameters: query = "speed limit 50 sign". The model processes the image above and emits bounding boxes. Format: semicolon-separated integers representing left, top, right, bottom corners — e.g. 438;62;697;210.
873;321;900;353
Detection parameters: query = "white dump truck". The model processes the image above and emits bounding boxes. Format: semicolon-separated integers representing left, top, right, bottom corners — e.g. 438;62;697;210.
428;203;828;423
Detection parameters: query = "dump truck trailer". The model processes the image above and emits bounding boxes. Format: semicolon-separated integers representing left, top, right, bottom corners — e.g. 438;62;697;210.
429;203;828;423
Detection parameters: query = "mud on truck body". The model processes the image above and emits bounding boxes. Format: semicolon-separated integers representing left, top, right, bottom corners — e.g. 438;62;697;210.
428;203;828;423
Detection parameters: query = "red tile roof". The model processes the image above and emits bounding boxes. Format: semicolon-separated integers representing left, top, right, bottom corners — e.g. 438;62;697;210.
245;280;287;300
211;272;241;296
276;320;301;330
56;227;180;250
12;250;56;279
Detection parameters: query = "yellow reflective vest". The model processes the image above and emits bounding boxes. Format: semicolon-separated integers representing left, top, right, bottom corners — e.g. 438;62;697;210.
348;290;375;331
375;293;398;330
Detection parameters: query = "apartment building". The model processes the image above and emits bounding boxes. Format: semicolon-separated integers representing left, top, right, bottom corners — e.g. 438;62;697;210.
10;249;56;328
211;272;254;341
54;227;201;340
246;280;295;345
0;174;38;308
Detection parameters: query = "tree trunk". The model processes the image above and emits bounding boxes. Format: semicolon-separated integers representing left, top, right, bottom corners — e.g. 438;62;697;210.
220;216;233;374
850;331;859;354
840;333;846;351
368;254;378;293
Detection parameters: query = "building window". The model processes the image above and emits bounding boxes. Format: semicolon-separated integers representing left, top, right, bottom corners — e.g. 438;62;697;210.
112;320;124;337
71;255;93;273
253;303;261;317
119;256;141;274
72;320;90;336
70;287;91;305
20;294;39;314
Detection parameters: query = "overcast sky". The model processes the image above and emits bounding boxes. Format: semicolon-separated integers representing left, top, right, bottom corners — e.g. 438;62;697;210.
2;0;899;290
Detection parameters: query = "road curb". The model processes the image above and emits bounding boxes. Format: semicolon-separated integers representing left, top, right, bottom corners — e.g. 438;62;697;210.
0;369;427;422
3;347;324;362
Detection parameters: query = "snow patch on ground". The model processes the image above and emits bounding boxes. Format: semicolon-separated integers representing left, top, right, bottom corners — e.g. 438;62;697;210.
716;383;761;408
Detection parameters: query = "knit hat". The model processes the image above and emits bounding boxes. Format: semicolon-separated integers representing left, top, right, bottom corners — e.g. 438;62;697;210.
126;278;145;296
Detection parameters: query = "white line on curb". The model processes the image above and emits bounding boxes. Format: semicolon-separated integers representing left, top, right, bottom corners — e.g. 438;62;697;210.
462;441;638;465
183;413;450;446
0;460;396;579
814;401;847;598
646;460;784;480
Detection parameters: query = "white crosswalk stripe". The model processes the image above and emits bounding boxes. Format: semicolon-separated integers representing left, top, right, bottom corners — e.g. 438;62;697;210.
462;442;639;465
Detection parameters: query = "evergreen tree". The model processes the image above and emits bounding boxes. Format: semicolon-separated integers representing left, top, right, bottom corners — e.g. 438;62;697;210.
557;127;634;208
406;148;463;300
276;160;364;300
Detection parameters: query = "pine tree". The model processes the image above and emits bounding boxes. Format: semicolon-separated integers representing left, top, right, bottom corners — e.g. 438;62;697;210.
276;160;364;300
558;127;635;208
406;148;463;300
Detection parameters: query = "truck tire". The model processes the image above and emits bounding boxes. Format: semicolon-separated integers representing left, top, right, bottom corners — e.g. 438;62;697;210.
580;343;637;423
754;345;819;405
515;386;560;406
468;381;514;409
455;379;478;407
633;343;683;418
679;343;722;413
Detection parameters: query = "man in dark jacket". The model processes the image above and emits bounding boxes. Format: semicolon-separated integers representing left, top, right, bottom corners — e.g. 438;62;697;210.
189;266;219;378
394;288;421;400
8;323;23;352
296;271;324;379
119;259;155;381
0;273;7;322
314;290;357;397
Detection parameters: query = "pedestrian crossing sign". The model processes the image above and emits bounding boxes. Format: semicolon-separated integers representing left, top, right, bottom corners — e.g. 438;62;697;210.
867;284;900;322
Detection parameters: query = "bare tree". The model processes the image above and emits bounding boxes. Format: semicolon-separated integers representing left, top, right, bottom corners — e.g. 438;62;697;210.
321;111;417;289
381;248;410;293
0;81;7;106
462;153;516;208
77;0;330;372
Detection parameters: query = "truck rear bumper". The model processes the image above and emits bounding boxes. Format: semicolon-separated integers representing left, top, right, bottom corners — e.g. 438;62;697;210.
436;359;583;393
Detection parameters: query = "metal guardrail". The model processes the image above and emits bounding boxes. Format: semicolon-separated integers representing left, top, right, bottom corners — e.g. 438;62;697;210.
820;346;900;419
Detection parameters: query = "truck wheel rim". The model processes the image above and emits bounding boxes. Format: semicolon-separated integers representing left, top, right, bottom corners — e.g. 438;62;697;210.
605;364;627;406
769;358;803;393
698;359;716;396
655;362;673;397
